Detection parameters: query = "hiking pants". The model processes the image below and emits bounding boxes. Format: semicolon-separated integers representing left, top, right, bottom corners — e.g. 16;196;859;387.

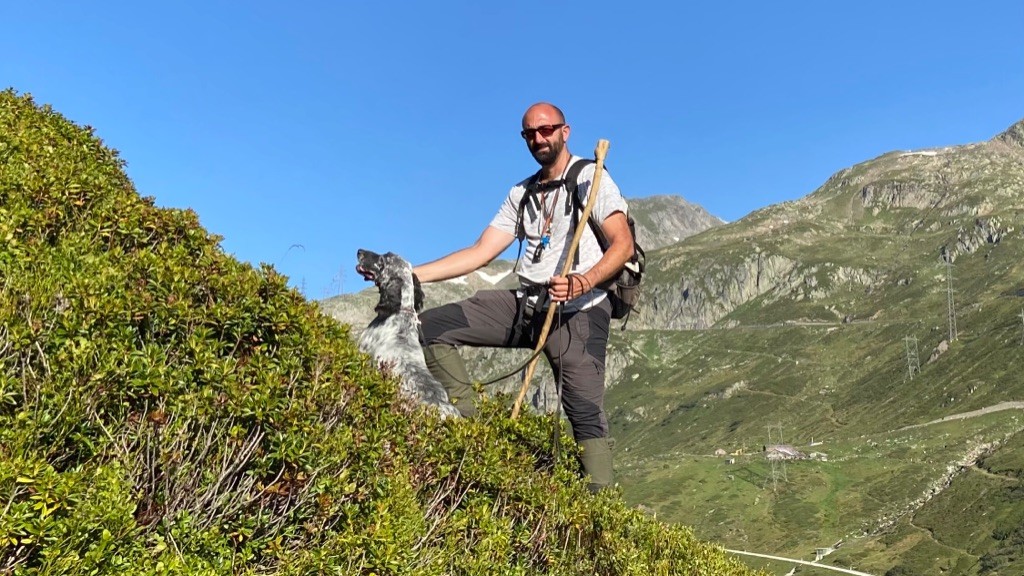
419;289;612;441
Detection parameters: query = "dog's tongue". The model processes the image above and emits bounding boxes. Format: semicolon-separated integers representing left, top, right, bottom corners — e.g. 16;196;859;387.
356;265;375;281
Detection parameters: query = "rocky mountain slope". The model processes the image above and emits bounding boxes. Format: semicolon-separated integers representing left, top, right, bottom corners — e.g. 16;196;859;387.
635;122;1023;333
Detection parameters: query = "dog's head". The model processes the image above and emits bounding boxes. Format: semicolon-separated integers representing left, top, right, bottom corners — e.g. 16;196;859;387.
356;249;425;315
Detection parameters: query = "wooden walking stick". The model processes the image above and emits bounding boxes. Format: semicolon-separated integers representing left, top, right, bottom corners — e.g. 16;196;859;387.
511;139;610;419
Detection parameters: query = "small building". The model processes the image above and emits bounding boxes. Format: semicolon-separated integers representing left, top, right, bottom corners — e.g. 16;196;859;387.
714;448;728;457
764;444;806;461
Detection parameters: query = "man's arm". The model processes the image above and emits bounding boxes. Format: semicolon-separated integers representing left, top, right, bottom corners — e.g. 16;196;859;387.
413;225;516;282
548;211;634;302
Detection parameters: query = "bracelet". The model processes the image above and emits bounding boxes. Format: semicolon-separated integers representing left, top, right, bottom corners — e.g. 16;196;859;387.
567;273;593;298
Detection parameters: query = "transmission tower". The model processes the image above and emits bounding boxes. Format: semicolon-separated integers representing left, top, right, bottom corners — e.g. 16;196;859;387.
763;424;788;492
945;259;958;342
904;336;920;380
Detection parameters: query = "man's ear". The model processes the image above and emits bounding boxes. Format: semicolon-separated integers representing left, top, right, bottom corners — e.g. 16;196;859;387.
413;273;425;313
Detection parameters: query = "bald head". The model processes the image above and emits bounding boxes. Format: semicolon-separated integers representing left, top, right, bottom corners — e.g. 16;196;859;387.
522;102;565;127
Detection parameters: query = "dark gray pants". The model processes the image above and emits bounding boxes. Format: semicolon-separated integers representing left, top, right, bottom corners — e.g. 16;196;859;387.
419;289;612;441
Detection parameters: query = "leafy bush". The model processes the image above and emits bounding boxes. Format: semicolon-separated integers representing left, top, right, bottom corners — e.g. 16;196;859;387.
0;89;761;575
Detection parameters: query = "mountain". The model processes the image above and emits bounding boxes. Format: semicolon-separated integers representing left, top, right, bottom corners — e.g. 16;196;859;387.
632;120;1023;332
629;194;726;250
323;117;1024;574
608;117;1024;575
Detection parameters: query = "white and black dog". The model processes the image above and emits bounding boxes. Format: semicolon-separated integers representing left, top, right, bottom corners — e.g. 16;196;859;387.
355;249;461;418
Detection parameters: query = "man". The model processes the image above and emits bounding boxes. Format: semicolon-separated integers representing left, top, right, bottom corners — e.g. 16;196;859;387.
414;102;634;493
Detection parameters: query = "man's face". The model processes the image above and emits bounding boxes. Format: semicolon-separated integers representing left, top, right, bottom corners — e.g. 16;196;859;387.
522;109;568;167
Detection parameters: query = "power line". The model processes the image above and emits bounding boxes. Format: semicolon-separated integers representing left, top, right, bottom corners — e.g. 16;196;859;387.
945;258;958;342
764;424;788;491
904;336;920;380
1019;308;1023;347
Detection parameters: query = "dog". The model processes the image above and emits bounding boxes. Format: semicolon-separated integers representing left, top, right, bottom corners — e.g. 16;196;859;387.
355;249;461;418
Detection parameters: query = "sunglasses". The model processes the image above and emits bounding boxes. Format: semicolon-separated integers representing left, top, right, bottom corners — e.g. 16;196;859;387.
520;123;565;140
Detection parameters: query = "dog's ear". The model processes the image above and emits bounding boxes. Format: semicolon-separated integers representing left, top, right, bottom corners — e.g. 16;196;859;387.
375;275;402;317
413;273;425;313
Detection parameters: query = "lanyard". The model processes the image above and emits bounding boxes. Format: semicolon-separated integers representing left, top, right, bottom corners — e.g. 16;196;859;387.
532;161;572;263
538;188;561;245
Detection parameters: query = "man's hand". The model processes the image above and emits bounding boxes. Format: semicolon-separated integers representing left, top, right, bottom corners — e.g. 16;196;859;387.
547;274;593;302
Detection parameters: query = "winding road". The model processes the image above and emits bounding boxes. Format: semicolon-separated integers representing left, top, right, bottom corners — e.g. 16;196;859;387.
897;401;1024;431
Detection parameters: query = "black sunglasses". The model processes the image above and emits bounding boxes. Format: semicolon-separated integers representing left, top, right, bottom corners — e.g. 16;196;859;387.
520;123;565;140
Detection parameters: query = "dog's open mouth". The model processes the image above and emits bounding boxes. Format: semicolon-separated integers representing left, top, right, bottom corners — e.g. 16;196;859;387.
356;264;376;282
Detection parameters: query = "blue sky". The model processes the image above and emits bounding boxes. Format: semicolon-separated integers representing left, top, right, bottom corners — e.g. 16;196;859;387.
3;2;1022;297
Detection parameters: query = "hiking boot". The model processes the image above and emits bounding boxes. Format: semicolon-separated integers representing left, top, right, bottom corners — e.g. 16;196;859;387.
578;436;614;493
423;343;478;417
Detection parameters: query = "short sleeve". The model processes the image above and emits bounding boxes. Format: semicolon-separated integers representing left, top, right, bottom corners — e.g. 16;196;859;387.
490;179;532;239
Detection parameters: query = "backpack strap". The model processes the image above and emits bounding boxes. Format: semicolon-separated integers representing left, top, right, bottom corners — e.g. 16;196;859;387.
566;159;646;271
515;159;625;271
563;159;645;329
516;173;542;238
513;171;555;272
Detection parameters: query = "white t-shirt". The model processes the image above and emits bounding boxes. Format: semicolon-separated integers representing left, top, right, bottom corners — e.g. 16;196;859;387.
489;155;629;311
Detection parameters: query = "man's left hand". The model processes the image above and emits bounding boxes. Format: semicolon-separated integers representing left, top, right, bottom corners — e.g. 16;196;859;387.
548;274;591;302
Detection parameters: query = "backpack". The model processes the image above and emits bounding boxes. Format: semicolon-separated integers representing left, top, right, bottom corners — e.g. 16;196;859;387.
516;159;646;326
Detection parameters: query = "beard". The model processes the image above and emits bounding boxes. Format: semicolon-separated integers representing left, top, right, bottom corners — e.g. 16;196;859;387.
529;137;564;167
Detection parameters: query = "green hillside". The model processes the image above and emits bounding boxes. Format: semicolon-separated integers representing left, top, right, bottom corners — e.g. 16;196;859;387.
0;90;760;575
608;122;1024;574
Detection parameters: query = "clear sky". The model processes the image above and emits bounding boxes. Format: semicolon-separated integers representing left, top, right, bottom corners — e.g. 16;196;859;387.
3;2;1022;297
